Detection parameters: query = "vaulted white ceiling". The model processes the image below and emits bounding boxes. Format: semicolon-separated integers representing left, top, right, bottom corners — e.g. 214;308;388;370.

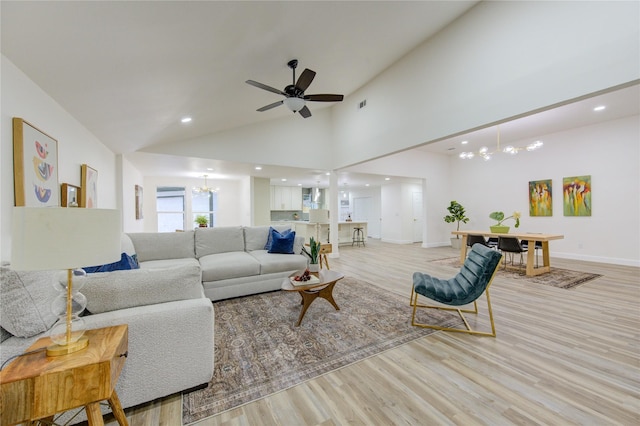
2;1;637;189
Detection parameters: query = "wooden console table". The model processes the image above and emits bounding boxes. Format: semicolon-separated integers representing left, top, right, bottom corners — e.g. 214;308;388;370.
453;230;564;277
1;325;129;426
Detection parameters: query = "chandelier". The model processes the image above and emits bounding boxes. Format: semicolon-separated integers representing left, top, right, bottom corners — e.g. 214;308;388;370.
459;126;543;161
193;175;217;193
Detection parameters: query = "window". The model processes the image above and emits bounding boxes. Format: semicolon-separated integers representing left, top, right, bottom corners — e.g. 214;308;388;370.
157;187;185;232
192;189;217;229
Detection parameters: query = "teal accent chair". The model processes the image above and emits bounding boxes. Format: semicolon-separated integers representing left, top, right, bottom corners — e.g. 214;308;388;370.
410;244;502;336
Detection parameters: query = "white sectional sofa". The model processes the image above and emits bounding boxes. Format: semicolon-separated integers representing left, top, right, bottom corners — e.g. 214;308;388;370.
127;225;308;301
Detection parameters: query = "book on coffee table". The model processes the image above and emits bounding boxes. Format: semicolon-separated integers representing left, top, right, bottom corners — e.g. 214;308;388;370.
290;275;320;286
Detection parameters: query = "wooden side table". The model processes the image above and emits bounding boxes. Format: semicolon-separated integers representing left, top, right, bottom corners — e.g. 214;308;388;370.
1;325;129;426
319;243;332;270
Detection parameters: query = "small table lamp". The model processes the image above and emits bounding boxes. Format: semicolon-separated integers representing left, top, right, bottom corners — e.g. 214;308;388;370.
11;207;120;356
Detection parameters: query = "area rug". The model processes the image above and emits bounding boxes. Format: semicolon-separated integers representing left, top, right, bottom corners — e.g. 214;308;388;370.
182;277;461;424
431;257;601;289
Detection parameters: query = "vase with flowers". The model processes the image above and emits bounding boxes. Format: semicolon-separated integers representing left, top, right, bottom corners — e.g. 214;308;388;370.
489;211;521;233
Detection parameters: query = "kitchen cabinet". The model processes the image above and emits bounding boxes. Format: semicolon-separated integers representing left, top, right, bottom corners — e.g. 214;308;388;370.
270;186;302;210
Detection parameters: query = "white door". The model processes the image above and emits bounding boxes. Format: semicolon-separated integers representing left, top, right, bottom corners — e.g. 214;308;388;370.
412;191;423;242
353;197;373;237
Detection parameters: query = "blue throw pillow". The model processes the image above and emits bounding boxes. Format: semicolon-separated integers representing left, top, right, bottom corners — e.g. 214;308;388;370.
264;227;291;250
83;253;140;274
268;230;296;254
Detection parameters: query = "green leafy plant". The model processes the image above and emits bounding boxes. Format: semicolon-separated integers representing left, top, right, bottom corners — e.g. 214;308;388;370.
489;211;521;228
308;236;321;264
194;215;209;226
444;201;469;238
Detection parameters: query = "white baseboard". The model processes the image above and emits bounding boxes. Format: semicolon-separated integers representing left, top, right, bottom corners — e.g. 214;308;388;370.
551;252;640;268
380;238;414;245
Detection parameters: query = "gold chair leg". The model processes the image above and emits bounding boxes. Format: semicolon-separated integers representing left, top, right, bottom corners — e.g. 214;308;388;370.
410;288;496;337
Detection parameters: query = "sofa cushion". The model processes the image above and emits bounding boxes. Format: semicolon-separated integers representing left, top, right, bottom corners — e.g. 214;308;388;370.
249;251;308;275
268;230;296;254
139;258;200;270
195;226;244;258
244;226;276;251
199;252;260;282
128;231;195;262
0;267;59;338
82;264;203;314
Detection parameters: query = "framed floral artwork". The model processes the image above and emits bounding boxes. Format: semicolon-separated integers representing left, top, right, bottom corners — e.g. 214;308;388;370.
528;179;552;216
12;117;60;207
80;164;98;208
563;175;591;216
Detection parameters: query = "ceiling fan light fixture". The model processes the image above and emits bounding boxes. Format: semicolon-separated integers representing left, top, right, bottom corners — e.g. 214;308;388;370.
283;97;305;112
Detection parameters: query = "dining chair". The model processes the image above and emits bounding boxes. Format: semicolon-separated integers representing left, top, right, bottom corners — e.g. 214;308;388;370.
497;237;528;271
467;234;489;248
410;244;502;336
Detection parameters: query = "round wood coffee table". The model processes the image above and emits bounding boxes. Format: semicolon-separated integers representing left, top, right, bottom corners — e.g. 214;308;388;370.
281;269;345;326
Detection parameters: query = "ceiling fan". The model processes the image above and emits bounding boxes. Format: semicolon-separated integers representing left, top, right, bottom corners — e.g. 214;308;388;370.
246;59;344;118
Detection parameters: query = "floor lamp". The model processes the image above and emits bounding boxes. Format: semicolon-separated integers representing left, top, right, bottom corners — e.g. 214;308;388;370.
11;207;120;356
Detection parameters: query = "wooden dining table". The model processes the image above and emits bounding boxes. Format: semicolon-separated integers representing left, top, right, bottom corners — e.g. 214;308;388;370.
452;230;564;277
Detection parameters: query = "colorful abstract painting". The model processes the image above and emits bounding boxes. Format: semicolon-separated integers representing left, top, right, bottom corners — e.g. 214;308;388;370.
563;175;591;216
529;179;552;216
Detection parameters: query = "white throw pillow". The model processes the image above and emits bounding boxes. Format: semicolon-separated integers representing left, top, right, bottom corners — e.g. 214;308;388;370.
0;267;59;338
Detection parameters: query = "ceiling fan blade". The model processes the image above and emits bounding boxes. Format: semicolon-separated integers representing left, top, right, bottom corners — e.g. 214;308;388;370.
295;69;316;92
246;80;286;96
298;105;312;118
304;94;344;102
257;100;283;112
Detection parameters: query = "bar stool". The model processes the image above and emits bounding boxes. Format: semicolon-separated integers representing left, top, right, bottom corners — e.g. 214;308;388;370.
352;227;365;247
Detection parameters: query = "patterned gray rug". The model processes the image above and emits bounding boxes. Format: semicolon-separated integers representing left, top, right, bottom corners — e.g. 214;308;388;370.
431;257;602;289
182;277;461;424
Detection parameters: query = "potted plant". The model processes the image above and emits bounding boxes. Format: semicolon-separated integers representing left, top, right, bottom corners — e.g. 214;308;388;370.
307;236;321;273
489;211;521;233
194;215;209;228
444;201;469;249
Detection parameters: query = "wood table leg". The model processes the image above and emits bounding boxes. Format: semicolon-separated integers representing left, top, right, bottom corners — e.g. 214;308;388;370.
108;391;129;426
295;281;340;326
459;235;468;264
85;402;105;426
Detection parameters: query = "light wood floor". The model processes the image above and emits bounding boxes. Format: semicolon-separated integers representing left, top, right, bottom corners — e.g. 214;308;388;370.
109;239;640;426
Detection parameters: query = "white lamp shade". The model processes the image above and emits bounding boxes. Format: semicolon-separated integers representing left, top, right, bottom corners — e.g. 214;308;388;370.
11;207;121;271
309;209;329;224
283;97;305;112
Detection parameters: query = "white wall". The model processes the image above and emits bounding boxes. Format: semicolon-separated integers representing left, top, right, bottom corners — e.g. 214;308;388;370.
332;1;640;169
1;55;118;262
252;177;271;226
118;155;145;233
448;115;639;266
344;150;452;247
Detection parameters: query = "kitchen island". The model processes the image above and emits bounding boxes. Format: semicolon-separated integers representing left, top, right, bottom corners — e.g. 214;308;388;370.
271;221;367;246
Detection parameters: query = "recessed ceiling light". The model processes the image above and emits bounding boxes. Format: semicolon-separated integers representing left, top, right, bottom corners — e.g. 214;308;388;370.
281;178;287;182
365;183;370;187
385;177;391;181
461;140;468;145
206;168;213;171
181;117;192;123
593;105;606;111
255;166;262;170
297;183;302;186
325;172;330;176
